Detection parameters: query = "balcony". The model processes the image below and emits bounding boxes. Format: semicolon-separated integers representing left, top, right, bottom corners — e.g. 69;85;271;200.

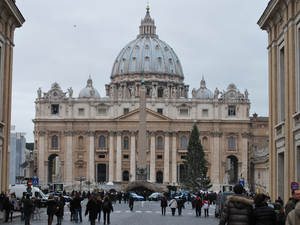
96;148;108;153
49;147;60;152
178;149;187;154
293;111;300;131
274;122;285;141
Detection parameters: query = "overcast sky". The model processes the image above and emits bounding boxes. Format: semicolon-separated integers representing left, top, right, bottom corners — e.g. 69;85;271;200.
11;0;270;142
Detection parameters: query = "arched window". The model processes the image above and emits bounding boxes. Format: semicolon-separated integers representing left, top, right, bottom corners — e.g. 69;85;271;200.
157;136;163;149
124;136;129;149
156;171;163;183
202;137;208;148
78;136;84;148
51;135;58;148
180;136;187;149
123;171;129;181
99;136;105;148
229;137;235;150
35;140;38;149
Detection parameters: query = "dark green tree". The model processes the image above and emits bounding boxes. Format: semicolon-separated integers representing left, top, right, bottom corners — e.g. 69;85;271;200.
180;124;212;192
26;142;34;151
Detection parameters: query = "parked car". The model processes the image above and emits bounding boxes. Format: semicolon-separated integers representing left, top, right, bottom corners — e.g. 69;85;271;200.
214;191;234;218
45;192;71;202
129;193;144;201
148;193;163;201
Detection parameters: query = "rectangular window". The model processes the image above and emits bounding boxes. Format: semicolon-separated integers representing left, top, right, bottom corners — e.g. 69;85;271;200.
181;155;186;160
157;155;163;159
180;109;188;116
78;108;84;116
124;139;129;149
98;108;106;115
278;44;285;122
258;171;261;179
98;155;105;159
255;146;258;151
202;109;208;117
157;89;163;98
228;106;236;116
157;108;163;115
51;104;59;115
123;155;129;159
124;108;129;115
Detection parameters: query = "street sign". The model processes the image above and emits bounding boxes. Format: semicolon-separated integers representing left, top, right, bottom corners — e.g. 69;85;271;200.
32;178;39;186
28;180;32;186
291;182;299;190
238;180;245;187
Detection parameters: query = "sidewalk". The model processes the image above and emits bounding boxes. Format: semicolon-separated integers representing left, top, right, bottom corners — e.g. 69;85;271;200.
0;211;21;220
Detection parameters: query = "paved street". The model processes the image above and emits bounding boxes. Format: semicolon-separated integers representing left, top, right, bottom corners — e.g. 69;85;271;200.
5;199;220;225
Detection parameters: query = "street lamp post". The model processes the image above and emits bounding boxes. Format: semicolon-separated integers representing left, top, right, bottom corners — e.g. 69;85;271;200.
197;173;208;191
76;176;86;192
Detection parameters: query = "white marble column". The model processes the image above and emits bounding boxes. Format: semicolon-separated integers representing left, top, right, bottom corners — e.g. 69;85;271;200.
211;131;222;190
116;131;122;182
64;130;75;185
87;131;95;182
109;131;115;182
149;131;156;182
130;131;136;181
172;132;177;183
38;130;46;186
241;132;251;188
164;131;170;183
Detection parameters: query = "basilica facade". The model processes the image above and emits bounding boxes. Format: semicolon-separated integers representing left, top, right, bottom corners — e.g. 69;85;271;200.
33;7;251;191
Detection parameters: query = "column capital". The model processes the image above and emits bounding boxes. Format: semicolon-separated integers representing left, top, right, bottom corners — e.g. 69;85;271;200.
116;130;122;136
38;130;46;136
109;131;115;136
164;131;170;136
64;130;76;136
241;132;251;138
130;131;137;136
210;131;222;137
170;131;178;137
149;131;156;136
86;130;95;137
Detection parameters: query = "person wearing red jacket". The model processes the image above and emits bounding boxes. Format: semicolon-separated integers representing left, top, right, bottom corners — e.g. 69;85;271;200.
202;197;210;217
194;195;202;217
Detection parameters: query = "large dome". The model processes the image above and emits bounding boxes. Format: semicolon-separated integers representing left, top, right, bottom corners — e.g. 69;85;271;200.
111;7;183;77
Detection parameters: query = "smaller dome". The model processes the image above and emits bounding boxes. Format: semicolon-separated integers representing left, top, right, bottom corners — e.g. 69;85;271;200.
78;77;100;99
194;77;214;99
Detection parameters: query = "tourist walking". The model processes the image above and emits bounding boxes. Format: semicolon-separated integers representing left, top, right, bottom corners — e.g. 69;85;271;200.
194;194;202;217
85;194;101;225
69;194;75;221
74;193;84;222
96;195;103;222
34;196;41;220
202;197;210;217
102;195;113;224
129;194;134;211
46;194;56;225
285;189;300;216
177;197;184;216
219;184;253;225
160;196;167;215
169;196;177;216
55;196;64;225
251;193;276;225
23;193;34;225
286;202;300;225
2;194;10;222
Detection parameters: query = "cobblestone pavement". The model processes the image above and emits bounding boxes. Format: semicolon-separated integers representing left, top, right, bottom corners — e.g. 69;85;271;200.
5;200;220;225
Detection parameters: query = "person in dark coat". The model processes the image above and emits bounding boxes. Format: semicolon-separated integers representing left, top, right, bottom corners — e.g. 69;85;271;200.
219;184;253;225
2;194;10;222
55;196;64;225
194;195;202;217
96;195;103;222
117;192;122;204
129;194;134;211
251;193;276;225
177;197;184;216
23;194;34;225
160;196;167;215
69;194;75;221
46;194;56;225
85;194;101;225
285;189;300;216
102;195;113;224
74;193;84;222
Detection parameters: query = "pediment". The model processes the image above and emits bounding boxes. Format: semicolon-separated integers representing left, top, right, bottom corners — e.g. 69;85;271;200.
115;108;171;122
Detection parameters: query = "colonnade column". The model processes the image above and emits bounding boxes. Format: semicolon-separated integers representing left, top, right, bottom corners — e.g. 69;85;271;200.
164;131;170;183
241;132;251;188
211;131;222;190
108;131;115;182
130;131;136;181
87;131;95;182
171;131;177;184
149;131;156;182
116;131;122;182
64;130;75;186
38;130;46;186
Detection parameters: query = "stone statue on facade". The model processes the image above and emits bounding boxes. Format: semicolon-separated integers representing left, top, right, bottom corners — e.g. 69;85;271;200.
172;87;177;98
90;87;95;97
67;87;73;98
163;87;169;99
214;87;219;99
192;88;196;98
224;172;230;184
244;89;249;99
118;86;123;98
150;86;156;98
37;87;42;98
110;86;115;98
129;86;136;98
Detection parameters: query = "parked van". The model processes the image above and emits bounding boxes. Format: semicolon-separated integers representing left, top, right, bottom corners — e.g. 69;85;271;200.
9;184;48;207
214;191;234;218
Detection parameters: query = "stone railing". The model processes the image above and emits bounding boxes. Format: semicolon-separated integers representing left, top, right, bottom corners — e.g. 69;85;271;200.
293;111;300;129
95;148;108;153
275;122;285;137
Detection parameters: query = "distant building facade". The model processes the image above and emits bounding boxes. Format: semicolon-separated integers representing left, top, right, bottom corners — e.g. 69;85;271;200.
0;0;25;192
258;0;300;202
34;7;252;191
9;126;26;185
249;114;269;194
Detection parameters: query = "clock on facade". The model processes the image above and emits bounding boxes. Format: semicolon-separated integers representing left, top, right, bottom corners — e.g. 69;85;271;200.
228;91;236;99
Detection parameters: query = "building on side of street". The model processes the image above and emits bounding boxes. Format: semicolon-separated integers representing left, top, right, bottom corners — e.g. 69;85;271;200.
0;0;25;193
34;7;252;191
258;0;300;202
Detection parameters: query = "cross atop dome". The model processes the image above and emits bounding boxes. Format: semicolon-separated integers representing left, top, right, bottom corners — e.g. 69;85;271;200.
138;5;158;38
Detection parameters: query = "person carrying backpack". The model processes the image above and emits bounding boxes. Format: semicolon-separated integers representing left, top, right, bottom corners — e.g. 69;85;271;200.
202;197;210;217
194;195;202;217
102;195;113;224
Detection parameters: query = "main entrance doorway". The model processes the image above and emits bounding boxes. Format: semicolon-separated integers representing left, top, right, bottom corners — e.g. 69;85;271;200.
97;164;106;182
